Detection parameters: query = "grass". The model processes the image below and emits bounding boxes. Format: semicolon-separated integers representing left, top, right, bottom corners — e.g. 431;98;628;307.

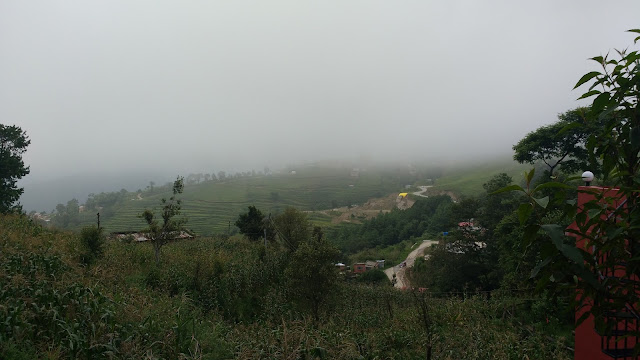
433;157;529;197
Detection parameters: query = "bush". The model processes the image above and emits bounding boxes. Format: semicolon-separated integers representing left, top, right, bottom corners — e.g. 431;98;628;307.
357;269;390;285
79;225;105;265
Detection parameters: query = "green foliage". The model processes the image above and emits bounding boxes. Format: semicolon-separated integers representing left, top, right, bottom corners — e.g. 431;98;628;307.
52;198;81;228
273;207;311;252
410;173;525;293
330;195;453;254
235;205;273;242
349;239;415;267
512;108;594;176
140;176;187;263
0;124;30;213
285;235;340;322
409;244;488;294
79;225;105;265
357;269;390;285
0;250;121;359
505;30;640;337
0;213;573;359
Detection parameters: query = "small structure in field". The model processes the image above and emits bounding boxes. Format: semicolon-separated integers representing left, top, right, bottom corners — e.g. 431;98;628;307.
111;231;194;242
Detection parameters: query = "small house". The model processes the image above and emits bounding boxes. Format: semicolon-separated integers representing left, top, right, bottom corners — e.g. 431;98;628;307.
353;263;367;274
365;260;378;270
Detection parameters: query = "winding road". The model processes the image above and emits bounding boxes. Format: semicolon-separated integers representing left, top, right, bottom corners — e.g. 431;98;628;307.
412;185;432;198
384;240;438;289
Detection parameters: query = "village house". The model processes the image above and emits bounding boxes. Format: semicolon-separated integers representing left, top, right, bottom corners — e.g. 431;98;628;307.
352;260;385;274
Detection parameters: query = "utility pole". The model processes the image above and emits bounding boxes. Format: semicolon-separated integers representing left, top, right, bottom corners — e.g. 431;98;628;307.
96;212;100;229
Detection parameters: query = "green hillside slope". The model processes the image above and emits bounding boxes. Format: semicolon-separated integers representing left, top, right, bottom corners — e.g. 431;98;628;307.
433;157;529;197
100;167;405;235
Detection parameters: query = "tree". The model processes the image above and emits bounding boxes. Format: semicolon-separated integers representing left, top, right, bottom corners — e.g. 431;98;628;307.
141;176;186;264
235;205;275;242
513;108;593;177
285;234;340;322
53;198;80;228
505;29;640;339
273;207;310;252
0;124;30;213
357;269;389;285
79;225;105;265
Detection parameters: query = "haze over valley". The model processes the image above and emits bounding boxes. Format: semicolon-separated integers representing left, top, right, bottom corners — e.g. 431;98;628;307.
3;1;638;209
3;2;640;358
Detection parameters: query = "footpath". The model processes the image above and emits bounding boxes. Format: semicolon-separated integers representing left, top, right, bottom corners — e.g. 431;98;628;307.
384;240;438;289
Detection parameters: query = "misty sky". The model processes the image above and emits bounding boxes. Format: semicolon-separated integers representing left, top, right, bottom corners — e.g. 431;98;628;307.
2;1;639;182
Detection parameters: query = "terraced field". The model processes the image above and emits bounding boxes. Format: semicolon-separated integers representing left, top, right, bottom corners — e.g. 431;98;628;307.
98;167;404;235
63;159;531;236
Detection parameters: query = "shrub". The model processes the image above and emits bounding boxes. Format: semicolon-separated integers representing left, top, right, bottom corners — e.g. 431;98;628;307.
79;225;105;265
357;269;390;285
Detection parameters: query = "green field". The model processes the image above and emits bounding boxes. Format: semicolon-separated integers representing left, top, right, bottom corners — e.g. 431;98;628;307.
432;157;529;197
65;159;532;236
96;166;406;235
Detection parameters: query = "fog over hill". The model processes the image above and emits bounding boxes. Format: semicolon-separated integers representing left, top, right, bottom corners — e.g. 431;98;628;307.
3;1;639;211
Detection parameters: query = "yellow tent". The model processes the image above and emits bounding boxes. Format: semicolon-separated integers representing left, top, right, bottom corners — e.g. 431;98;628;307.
398;193;408;198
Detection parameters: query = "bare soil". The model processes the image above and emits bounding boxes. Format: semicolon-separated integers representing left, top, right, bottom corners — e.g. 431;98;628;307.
311;193;416;224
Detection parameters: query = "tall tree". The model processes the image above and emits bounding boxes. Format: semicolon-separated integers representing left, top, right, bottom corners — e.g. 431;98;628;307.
0;124;30;213
285;234;340;322
507;29;640;338
273;207;311;252
141;177;187;264
235;205;275;242
513;108;593;176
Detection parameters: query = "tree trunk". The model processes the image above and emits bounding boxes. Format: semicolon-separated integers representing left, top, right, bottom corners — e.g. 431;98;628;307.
154;242;161;264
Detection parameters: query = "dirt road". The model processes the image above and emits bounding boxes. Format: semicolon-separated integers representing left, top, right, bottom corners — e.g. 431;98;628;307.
412;185;432;198
384;240;438;289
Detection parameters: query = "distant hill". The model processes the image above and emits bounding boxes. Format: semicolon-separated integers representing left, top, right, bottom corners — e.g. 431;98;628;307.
94;166;414;235
29;158;530;236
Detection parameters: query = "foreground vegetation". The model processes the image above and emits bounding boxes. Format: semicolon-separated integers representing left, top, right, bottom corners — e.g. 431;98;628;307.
0;215;571;359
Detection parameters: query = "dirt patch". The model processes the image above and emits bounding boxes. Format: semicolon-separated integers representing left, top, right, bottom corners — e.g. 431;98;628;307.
311;193;416;224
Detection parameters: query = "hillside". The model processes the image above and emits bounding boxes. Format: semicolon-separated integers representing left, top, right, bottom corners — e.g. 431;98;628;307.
432;157;529;197
42;159;533;236
97;166;410;235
